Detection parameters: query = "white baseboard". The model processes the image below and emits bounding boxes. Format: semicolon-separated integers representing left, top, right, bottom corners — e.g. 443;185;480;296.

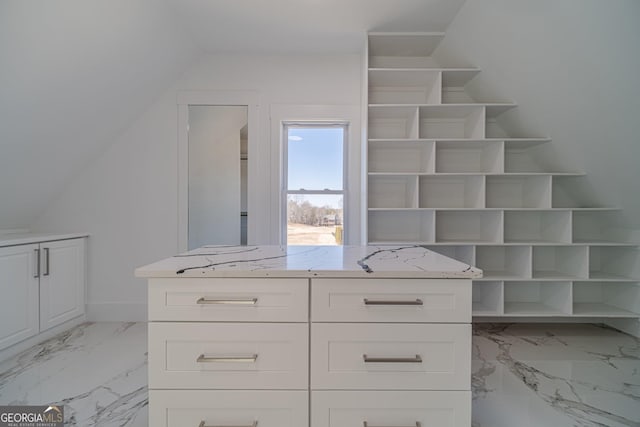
0;316;86;362
86;302;148;322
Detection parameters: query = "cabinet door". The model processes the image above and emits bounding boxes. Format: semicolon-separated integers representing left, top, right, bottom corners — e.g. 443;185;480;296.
39;239;85;331
0;244;39;350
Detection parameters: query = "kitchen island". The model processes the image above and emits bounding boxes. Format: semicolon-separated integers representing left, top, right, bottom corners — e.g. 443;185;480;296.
136;245;482;427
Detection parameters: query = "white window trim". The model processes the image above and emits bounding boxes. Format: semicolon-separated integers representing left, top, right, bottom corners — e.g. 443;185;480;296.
270;104;362;245
282;122;349;245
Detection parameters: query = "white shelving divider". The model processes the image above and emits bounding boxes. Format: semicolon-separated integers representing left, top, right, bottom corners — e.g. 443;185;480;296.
365;32;640;320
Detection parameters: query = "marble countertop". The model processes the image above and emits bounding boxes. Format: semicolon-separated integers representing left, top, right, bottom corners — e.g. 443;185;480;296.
135;245;482;279
0;232;89;247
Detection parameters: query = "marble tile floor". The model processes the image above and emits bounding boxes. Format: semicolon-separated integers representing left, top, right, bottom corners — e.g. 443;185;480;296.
0;322;638;426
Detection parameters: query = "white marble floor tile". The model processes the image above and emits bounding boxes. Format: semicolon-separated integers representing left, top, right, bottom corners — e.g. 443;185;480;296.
0;322;148;426
473;323;640;427
1;322;638;426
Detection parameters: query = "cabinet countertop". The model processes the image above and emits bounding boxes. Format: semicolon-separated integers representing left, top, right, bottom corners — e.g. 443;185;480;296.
135;245;482;279
0;232;89;248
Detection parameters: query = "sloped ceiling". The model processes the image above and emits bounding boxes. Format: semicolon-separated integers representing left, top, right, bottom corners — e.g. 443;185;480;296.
0;0;465;229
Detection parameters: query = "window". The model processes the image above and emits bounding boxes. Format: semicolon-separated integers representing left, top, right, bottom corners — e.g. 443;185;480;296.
283;123;347;245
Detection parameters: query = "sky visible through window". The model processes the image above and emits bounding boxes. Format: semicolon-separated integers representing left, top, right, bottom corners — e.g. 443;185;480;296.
288;127;343;208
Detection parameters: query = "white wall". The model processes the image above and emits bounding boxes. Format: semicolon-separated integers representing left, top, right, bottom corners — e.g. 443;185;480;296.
32;53;361;320
434;0;640;230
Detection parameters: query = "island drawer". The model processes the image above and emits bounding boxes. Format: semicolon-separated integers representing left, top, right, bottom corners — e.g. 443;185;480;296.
148;278;308;322
311;323;470;390
149;322;308;389
311;278;471;323
311;390;471;427
149;390;308;427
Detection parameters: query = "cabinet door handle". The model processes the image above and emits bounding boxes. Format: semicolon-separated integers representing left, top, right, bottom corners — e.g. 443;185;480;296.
199;422;258;427
197;354;258;363
364;423;421;427
363;354;422;363
34;249;40;278
196;297;258;305
43;247;50;276
363;298;423;306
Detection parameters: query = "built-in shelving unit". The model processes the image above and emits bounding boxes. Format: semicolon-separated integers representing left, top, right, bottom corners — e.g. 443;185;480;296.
365;32;640;319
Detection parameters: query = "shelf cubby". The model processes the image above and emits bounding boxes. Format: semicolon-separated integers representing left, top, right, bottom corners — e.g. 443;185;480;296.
368;106;419;139
476;245;531;279
419;175;484;208
418;105;485;139
552;176;598;208
589;246;640;281
504;210;571;244
572;210;625;244
486;175;551;208
368;69;441;104
368;33;444;69
367;210;434;244
368;175;418;209
504;143;556;173
424;245;475;265
503;281;572;316
435;210;502;243
435;140;503;173
472;281;504;315
572;282;640;317
532;246;588;279
368;140;434;173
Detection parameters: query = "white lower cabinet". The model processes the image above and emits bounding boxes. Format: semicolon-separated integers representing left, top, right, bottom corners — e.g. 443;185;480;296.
0;244;40;349
0;238;86;352
149;390;308;427
311;391;471;427
147;277;472;426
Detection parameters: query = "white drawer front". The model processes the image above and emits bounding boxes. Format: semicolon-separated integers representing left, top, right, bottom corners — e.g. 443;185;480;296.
311;391;470;427
311;279;471;323
148;278;308;322
149;323;308;389
150;390;308;427
311;323;470;390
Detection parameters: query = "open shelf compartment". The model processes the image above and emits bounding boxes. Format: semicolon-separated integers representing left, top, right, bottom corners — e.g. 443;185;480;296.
504;210;571;244
476;245;531;280
435;210;502;243
532;245;588;280
419;105;485;139
589;246;640;281
505;143;556;173
369;69;441;104
368;140;434;173
368;210;434;244
368;106;419;139
368;33;444;69
435;140;503;173
424;245;475;265
572;282;640;317
504;281;572;316
368;175;418;209
572;210;626;244
473;281;504;315
486;175;551;208
419;175;484;208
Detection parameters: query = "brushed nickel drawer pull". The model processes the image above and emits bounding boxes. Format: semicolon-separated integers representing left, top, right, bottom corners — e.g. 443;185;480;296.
363;354;422;363
197;354;258;363
196;297;258;305
363;298;423;306
199;421;258;427
34;248;40;278
363;422;421;427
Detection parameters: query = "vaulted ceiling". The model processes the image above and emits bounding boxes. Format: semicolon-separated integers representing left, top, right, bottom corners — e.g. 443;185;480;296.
0;0;465;229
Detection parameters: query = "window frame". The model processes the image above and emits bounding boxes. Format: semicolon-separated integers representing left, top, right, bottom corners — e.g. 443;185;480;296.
281;121;349;245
